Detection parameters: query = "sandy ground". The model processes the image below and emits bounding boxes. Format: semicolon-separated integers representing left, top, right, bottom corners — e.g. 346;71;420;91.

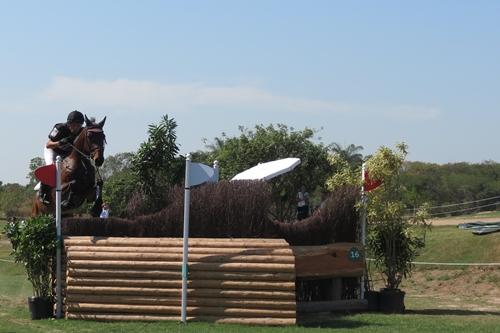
430;217;500;226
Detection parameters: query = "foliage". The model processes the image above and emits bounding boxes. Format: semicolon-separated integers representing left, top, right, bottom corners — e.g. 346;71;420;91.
26;157;44;187
401;160;500;215
102;168;138;217
329;143;364;167
326;153;362;191
365;143;430;290
0;183;32;218
99;152;135;181
4;215;56;297
131;115;184;212
201;124;331;220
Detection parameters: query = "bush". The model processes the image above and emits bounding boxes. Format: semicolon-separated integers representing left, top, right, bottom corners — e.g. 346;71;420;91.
365;143;430;290
4;215;56;297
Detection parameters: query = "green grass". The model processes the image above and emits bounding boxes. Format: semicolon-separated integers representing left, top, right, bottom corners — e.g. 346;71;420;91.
416;225;500;264
2;219;500;332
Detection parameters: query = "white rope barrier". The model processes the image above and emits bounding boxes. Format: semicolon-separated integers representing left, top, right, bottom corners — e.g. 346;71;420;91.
367;258;500;266
418;195;500;211
0;258;15;263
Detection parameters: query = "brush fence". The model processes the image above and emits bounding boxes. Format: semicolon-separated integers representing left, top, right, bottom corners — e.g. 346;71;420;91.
60;237;364;325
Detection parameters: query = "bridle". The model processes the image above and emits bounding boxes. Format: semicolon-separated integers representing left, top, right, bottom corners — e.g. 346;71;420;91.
69;127;106;165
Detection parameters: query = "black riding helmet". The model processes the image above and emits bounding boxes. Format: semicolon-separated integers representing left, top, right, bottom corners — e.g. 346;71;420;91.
67;110;84;124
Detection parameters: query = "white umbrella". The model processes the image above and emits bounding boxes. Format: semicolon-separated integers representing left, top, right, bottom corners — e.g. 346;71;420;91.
231;158;301;181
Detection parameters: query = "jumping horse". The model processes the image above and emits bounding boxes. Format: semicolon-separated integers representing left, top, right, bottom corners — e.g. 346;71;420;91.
32;116;107;217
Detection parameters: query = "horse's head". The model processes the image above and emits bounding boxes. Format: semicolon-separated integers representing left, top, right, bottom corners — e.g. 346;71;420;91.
83;115;107;166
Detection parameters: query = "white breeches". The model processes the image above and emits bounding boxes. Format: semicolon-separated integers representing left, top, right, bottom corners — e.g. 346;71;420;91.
44;146;57;165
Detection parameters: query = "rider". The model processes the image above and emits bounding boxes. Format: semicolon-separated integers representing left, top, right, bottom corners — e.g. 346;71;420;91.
38;110;85;204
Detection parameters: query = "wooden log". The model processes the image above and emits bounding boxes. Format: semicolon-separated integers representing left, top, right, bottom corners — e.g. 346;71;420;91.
66;286;296;300
68;260;295;273
65;294;296;310
293;242;364;278
66;303;296;318
64;237;290;248
66;251;295;264
67;268;295;281
66;313;296;325
67;277;295;291
66;246;293;256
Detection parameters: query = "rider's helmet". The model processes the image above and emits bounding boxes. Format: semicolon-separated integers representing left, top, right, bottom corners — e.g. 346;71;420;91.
67;110;84;124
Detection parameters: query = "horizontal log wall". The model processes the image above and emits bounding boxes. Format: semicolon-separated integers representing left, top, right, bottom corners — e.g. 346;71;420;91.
63;237;296;326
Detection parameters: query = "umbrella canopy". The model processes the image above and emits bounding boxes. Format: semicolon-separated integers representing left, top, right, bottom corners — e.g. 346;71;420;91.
231;158;301;181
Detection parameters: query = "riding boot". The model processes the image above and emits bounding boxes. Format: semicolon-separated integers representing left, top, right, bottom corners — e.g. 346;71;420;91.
38;183;51;205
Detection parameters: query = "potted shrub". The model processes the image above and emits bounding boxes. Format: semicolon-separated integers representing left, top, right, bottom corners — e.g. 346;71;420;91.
4;215;56;319
365;143;429;313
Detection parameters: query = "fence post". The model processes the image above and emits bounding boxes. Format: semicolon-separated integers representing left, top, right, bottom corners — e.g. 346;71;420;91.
181;153;191;323
55;156;62;319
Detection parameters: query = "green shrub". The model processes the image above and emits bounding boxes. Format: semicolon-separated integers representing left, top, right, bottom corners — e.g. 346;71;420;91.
4;215;56;297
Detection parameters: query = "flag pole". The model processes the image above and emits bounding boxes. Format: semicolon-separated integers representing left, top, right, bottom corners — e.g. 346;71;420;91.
360;163;367;300
55;156;62;318
181;153;191;323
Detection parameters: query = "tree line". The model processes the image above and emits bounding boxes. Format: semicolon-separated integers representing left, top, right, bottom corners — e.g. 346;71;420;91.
1;114;500;219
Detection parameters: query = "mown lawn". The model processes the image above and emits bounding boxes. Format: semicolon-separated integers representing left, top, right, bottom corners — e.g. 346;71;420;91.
417;225;500;263
2;220;500;333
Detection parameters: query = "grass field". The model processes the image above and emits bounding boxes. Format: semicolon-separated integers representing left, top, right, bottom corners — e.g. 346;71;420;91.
1;219;500;333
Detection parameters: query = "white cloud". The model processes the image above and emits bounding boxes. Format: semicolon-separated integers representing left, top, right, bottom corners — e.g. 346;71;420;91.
37;76;441;119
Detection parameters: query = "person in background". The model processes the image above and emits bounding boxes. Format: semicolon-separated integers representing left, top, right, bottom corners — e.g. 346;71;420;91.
296;186;310;220
100;203;110;219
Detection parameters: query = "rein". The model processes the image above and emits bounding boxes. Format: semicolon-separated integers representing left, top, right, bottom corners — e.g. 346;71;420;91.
67;127;105;183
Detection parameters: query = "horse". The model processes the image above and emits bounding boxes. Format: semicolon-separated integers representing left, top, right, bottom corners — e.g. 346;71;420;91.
32;116;107;217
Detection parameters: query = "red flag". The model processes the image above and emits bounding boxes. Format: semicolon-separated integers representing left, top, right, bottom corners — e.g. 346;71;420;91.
34;164;57;187
364;170;382;192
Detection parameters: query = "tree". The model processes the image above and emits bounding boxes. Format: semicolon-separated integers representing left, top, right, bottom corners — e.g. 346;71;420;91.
0;183;32;218
27;157;44;187
329;143;364;167
203;124;331;220
99;152;135;181
102;169;138;217
130;114;184;212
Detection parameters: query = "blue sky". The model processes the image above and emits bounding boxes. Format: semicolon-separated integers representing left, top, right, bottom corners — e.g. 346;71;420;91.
1;1;499;184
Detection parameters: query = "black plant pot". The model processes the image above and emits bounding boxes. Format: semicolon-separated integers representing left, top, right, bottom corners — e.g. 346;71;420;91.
27;296;53;320
365;290;380;311
379;288;405;313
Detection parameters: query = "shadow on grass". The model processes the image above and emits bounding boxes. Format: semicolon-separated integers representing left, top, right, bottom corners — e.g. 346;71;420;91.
406;309;500;316
298;313;384;329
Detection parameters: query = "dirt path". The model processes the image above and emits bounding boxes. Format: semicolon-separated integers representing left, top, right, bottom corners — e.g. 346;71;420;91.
430;217;500;226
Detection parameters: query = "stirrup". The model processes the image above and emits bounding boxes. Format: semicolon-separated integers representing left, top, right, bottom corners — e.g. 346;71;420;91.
38;193;50;205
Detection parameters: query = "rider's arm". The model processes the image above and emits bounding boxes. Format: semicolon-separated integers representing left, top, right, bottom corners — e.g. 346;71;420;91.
46;139;59;149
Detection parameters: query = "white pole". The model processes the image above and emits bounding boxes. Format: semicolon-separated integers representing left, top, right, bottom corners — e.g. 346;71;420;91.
55;156;62;319
181;154;191;323
360;163;367;300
